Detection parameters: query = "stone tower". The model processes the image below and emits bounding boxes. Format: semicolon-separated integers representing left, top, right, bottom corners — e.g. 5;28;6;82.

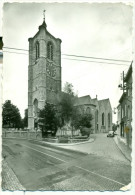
28;15;62;130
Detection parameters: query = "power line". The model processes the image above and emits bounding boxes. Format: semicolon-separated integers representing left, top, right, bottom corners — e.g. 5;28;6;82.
3;47;28;52
3;50;130;66
62;54;131;63
3;46;131;63
62;58;129;66
3;50;28;55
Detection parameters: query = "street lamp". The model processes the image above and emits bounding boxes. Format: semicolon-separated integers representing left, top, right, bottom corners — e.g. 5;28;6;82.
113;108;116;114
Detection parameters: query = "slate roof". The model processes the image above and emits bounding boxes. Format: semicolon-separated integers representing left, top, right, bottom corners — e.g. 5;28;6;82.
98;98;110;108
124;63;132;82
74;95;91;106
91;98;98;105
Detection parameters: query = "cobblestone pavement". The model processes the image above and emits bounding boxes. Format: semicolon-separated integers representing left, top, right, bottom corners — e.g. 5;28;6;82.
58;133;130;163
2;137;131;191
2;160;25;191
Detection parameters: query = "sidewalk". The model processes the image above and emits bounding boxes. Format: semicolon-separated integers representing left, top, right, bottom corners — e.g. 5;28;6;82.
113;135;131;162
2;160;25;191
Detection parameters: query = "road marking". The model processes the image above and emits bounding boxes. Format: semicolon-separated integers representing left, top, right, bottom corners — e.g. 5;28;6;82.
22;144;67;163
76;166;126;186
16;143;126;187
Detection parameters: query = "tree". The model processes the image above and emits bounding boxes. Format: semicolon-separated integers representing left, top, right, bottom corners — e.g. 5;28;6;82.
63;82;75;96
59;82;77;123
72;113;93;137
23;109;28;128
2;100;23;129
38;102;59;137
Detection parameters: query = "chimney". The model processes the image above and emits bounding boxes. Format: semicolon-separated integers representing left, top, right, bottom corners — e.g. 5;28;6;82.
96;95;98;99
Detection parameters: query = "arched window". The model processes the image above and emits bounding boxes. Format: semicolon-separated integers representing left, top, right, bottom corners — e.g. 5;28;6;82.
108;113;110;127
33;99;38;117
36;42;40;59
86;107;90;114
47;42;53;60
102;113;104;126
96;110;98;122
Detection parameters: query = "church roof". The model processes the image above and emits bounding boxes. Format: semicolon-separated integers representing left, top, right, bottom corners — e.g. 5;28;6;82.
91;98;98;105
98;98;111;108
74;95;92;106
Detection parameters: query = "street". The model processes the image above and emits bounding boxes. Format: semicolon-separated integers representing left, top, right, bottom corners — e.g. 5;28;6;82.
2;135;131;191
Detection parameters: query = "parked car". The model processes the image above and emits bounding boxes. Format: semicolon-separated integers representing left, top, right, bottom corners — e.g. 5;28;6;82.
107;130;114;137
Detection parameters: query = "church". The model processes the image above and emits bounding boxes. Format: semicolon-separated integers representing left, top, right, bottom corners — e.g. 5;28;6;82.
28;14;112;133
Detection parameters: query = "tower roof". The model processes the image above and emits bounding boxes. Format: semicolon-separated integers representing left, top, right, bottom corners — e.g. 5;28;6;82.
39;20;47;29
39;10;47;29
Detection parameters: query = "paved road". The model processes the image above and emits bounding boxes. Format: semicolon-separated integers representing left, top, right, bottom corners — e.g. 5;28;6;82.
58;134;130;163
2;137;131;191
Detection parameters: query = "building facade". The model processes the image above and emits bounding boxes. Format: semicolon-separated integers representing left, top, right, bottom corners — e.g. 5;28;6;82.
117;104;121;136
74;95;112;133
118;64;132;147
28;18;62;129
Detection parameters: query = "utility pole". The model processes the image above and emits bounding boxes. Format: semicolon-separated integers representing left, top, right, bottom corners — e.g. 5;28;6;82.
118;71;125;92
122;71;124;93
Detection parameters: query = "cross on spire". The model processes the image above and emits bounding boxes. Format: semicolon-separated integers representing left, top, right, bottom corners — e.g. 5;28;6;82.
43;10;46;21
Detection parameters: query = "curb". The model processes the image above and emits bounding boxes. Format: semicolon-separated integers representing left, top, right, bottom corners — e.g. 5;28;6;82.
3;137;88;155
29;139;89;155
42;138;95;146
113;136;131;162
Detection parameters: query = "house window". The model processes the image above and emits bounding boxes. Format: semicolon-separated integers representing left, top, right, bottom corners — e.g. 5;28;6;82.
127;89;130;96
47;42;53;60
124;104;126;117
127;105;130;119
36;42;40;59
102;113;104;126
121;108;124;119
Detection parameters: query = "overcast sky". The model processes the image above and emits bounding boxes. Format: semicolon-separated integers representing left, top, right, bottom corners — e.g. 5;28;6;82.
2;2;133;121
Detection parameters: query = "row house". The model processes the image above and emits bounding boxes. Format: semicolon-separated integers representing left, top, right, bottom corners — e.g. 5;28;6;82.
117;63;132;147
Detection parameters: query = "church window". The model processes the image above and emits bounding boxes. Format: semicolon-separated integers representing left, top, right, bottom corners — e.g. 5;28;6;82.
102;113;105;126
86;107;90;114
108;113;110;127
47;41;53;60
96;110;98;122
36;42;40;59
33;99;38;117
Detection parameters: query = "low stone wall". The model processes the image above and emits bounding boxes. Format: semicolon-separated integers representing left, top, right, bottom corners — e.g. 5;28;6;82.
56;128;80;136
2;130;42;140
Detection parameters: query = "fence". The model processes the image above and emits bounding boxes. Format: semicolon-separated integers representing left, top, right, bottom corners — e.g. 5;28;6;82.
2;130;42;140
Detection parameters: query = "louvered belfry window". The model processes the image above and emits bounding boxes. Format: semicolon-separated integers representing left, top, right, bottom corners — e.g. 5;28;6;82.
36;42;40;59
47;42;53;60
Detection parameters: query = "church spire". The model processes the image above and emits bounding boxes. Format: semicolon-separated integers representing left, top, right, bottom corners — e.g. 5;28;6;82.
39;10;47;29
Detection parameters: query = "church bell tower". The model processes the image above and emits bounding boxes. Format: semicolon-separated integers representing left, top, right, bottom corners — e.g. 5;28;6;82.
28;11;62;130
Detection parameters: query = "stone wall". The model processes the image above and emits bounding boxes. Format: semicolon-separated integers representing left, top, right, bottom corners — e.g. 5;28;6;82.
2;130;42;140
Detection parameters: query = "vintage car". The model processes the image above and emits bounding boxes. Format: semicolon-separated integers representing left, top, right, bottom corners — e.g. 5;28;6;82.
107;130;114;137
